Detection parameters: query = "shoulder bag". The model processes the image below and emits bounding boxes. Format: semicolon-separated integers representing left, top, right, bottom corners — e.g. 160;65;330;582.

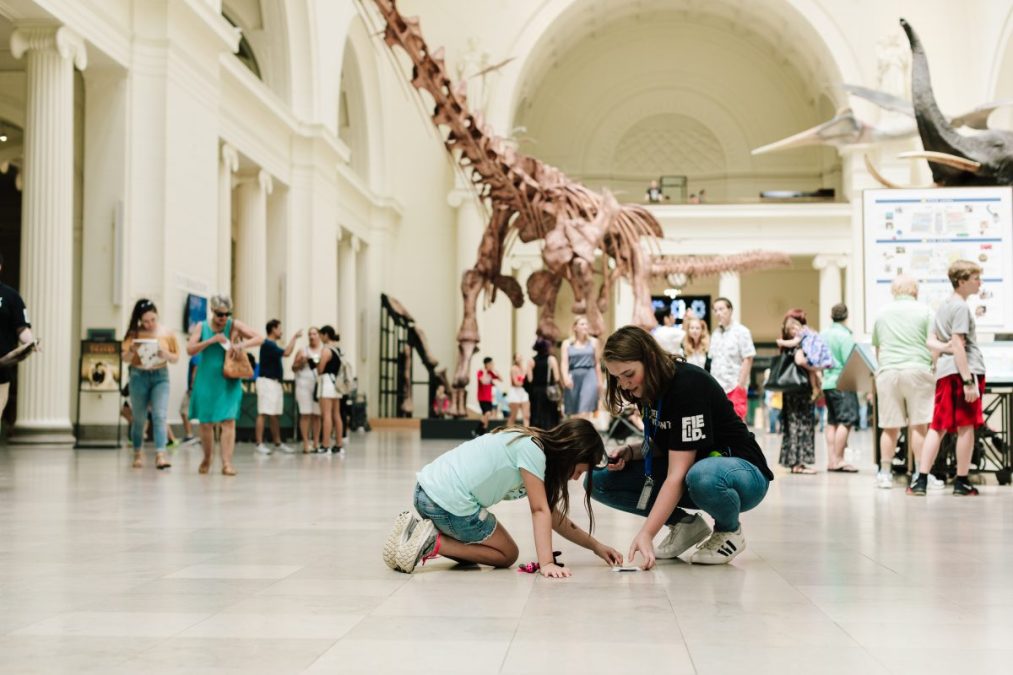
222;329;253;380
764;348;808;392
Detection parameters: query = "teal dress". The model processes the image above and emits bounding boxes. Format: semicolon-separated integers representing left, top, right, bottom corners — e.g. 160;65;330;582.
188;319;243;423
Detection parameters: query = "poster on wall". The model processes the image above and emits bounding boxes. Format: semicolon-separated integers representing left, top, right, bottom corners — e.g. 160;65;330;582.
184;293;208;333
651;295;711;329
862;187;1013;333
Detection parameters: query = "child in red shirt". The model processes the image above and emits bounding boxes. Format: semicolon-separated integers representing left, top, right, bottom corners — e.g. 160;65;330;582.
476;357;500;434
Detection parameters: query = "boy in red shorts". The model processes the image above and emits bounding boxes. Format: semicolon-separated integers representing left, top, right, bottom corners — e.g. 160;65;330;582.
908;260;986;496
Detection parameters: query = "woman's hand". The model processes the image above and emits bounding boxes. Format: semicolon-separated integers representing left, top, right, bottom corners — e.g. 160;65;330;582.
606;446;630;472
538;562;571;579
592;542;624;566
215;333;230;348
563;375;573;389
628;530;656;570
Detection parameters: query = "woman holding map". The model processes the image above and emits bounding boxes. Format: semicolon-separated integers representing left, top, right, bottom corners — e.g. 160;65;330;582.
122;298;180;470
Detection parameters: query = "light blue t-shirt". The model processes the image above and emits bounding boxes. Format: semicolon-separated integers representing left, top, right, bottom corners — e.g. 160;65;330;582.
416;431;547;517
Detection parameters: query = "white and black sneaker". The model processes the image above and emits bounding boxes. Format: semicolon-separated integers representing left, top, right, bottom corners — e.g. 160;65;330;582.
655;513;712;559
690;527;745;565
382;511;419;571
254;443;273;455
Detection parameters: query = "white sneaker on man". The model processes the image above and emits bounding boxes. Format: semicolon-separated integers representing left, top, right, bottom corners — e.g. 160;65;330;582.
656;513;712;559
912;472;946;490
255;443;273;455
690;527;746;565
875;471;893;489
276;443;296;454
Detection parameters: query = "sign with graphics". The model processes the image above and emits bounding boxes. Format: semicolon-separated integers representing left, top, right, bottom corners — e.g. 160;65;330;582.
863;188;1013;333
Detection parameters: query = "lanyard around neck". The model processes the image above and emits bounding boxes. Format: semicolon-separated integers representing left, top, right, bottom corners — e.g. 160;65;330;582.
641;396;664;477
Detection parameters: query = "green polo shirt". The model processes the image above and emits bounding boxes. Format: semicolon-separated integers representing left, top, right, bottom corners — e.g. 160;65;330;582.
820;321;855;390
871;295;933;373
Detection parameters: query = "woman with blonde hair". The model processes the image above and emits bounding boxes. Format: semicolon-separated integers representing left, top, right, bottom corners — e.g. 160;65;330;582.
292;326;323;453
187;295;264;475
560;316;601;420
681;316;710;369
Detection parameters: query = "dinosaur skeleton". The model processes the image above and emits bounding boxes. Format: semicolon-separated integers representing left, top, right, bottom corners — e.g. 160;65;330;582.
367;0;662;410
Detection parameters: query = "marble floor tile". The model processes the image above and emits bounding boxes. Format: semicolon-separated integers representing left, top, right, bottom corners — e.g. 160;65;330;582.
2;428;1013;674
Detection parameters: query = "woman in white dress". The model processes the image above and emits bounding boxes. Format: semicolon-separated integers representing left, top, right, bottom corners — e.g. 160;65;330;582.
292;326;323;453
506;353;533;426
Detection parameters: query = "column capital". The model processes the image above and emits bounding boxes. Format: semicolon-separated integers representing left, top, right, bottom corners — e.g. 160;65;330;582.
11;25;87;70
350;235;361;253
813;254;848;271
257;169;273;195
221;142;239;172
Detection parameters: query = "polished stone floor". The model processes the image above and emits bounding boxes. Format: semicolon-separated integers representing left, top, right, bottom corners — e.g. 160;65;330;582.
1;426;1012;674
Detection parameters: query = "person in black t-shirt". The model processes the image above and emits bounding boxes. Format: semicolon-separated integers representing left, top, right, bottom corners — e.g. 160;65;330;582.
0;254;37;431
591;326;773;568
254;319;301;455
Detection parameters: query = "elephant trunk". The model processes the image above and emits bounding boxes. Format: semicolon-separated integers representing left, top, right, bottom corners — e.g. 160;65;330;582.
901;18;974;183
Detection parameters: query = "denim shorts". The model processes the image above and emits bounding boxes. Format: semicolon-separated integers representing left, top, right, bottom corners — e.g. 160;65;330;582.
413;483;497;544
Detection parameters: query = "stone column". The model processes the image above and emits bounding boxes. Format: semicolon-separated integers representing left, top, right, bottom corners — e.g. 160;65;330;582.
234;169;272;333
717;272;741;316
813;254;847;331
339;232;359;366
218;143;238;296
10;25;86;444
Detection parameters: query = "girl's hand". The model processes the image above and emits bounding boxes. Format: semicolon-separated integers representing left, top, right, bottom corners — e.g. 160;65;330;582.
538;562;571;579
628;531;656;570
592;542;623;566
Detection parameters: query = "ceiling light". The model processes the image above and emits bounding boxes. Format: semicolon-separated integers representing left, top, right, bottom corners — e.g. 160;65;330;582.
0;133;7;143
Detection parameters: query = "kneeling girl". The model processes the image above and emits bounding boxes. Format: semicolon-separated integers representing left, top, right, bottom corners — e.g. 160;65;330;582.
595;325;774;568
384;419;622;577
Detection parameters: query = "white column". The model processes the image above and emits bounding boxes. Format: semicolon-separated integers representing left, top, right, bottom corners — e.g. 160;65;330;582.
234;169;272;333
339;233;359;365
813;254;847;331
512;259;538;356
10;25;86;444
218;143;238;295
717;272;741;316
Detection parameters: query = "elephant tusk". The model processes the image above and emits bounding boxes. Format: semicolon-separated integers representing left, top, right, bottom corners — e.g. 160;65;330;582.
897;151;982;173
863;154;935;189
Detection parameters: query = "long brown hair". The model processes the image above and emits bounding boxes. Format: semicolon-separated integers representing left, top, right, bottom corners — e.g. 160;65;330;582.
492;418;605;531
125;298;157;339
602;325;678;413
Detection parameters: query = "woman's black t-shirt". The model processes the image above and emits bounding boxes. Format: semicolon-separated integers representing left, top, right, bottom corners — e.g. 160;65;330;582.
644;362;774;481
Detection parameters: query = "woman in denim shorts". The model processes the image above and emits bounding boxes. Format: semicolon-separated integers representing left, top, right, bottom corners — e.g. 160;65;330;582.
384;419;623;578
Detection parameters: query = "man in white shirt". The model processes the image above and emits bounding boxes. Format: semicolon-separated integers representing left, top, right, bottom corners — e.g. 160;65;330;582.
651;307;683;356
707;297;755;421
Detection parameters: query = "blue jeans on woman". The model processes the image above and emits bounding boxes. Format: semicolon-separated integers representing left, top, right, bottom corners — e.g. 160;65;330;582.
129;368;170;451
588;455;769;532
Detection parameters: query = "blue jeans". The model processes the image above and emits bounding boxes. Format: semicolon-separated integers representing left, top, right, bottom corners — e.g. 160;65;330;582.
129;368;170;451
588;456;769;532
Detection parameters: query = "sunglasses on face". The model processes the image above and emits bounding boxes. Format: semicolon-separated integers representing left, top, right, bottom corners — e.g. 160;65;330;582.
214;311;232;318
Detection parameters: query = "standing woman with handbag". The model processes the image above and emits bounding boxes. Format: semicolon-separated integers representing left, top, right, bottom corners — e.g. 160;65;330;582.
776;309;834;474
529;338;562;430
121;299;180;470
187;295;264;476
316;325;345;454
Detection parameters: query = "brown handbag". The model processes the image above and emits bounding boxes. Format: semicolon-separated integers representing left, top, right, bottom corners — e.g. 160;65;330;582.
222;329;253;380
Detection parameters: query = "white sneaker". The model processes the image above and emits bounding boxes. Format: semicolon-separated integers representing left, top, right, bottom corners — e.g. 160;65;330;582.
255;443;273;455
276;443;296;454
690;527;746;565
382;511;419;571
656;513;712;559
875;471;894;489
913;472;946;490
394;519;437;573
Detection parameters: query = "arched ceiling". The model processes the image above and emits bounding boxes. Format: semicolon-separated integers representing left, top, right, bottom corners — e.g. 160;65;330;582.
512;0;845;202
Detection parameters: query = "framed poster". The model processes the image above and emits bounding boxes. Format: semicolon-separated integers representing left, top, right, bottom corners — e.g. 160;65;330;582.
863;187;1013;333
79;340;122;392
184;293;208;333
